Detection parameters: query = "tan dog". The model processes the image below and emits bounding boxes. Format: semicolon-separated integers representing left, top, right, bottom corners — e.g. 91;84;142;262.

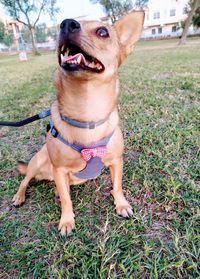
12;11;144;236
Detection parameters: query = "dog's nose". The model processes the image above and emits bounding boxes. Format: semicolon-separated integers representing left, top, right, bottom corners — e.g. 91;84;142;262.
60;19;81;33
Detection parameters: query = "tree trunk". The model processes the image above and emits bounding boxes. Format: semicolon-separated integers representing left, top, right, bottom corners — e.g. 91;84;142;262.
29;26;39;55
179;0;200;45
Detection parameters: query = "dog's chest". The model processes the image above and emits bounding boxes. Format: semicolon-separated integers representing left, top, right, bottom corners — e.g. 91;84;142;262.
46;132;111;179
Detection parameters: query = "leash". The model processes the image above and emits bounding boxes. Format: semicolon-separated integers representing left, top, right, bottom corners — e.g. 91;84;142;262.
0;109;51;127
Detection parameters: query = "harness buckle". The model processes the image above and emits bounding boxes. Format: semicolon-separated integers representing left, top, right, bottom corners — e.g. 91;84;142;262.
51;126;58;138
88;122;96;129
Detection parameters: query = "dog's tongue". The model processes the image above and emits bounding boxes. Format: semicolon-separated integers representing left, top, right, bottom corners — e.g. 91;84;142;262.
61;53;87;65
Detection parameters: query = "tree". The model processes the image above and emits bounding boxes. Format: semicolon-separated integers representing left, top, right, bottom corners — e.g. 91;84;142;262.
181;0;200;28
134;0;148;9
22;23;47;44
192;8;200;27
0;20;5;42
91;0;133;23
179;0;200;44
0;20;13;47
2;32;13;46
36;23;47;43
191;2;200;27
21;25;31;44
0;0;58;54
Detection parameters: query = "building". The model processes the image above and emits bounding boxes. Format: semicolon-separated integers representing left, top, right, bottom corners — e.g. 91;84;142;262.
141;0;200;39
5;20;25;50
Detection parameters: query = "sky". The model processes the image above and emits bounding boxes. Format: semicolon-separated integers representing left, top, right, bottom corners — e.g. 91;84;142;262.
0;0;106;26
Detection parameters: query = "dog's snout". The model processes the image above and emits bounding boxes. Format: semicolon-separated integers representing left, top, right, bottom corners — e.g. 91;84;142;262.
60;19;81;33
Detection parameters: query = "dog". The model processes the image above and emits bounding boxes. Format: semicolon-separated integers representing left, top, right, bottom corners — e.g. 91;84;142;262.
12;11;144;236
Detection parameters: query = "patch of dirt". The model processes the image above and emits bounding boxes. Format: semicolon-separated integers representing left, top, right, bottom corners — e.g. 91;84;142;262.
121;84;137;95
0;168;18;180
125;150;142;161
11;228;40;248
145;208;176;242
0;199;13;217
94;176;113;205
130;186;175;242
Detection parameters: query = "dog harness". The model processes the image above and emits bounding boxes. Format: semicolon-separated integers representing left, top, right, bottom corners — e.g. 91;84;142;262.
0;108;114;180
49;121;114;180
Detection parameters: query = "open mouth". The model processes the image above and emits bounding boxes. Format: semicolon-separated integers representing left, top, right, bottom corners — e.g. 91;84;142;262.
59;44;104;73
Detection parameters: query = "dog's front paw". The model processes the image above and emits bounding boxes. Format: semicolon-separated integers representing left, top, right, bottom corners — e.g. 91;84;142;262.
116;202;133;218
12;193;26;207
58;213;75;236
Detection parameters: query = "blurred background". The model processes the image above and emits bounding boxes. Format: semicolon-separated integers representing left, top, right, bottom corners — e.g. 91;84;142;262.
0;0;199;55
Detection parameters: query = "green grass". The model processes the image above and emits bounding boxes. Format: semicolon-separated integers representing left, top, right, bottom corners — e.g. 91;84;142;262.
0;39;200;278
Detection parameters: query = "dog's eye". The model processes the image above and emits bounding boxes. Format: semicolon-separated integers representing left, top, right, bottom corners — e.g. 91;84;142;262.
96;27;109;38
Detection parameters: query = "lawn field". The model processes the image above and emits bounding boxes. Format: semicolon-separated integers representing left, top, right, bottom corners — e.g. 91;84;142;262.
0;38;200;278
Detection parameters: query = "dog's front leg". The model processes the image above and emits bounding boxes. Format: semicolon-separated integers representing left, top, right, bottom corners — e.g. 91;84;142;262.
53;167;75;236
109;157;133;218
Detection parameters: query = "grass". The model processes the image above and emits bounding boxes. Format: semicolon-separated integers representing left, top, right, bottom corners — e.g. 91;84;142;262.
0;38;199;278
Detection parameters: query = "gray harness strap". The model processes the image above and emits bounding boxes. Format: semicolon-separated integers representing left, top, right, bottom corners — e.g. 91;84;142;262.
60;112;111;129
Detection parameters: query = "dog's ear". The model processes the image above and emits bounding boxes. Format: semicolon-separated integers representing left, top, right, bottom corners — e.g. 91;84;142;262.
114;11;144;65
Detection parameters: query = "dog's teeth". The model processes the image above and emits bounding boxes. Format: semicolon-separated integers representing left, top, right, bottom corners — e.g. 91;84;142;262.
61;54;64;61
66;48;69;56
77;56;81;64
88;62;95;68
64;49;69;56
61;45;65;52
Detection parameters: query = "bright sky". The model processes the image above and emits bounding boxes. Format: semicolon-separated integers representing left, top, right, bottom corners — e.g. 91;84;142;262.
0;0;106;25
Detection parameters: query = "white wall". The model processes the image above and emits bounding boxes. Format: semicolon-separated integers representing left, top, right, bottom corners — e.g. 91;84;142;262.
144;0;188;27
141;0;200;39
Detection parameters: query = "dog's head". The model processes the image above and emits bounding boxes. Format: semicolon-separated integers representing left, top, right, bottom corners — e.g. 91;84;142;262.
58;11;144;80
